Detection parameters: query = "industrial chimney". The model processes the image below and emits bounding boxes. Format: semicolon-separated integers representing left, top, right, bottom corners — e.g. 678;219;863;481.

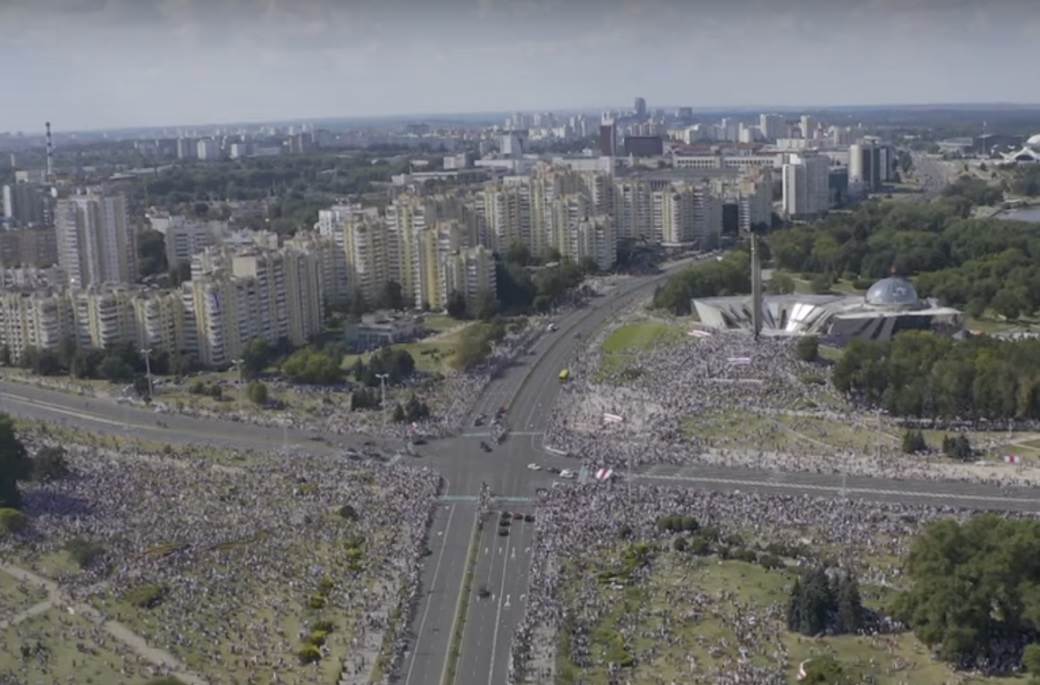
750;233;763;340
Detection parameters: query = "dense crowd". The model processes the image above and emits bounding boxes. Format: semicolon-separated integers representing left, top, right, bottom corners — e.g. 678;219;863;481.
1;434;441;684
545;324;1040;486
509;482;998;684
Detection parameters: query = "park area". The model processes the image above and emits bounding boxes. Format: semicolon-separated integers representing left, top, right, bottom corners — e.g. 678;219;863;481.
0;427;440;684
517;485;1023;685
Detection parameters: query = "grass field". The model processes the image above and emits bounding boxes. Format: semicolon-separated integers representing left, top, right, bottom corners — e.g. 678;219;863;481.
0;606;159;682
556;550;1016;685
598;320;685;380
341;319;481;375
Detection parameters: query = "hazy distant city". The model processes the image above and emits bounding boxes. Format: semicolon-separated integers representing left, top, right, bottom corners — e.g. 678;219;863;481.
3;2;1040;685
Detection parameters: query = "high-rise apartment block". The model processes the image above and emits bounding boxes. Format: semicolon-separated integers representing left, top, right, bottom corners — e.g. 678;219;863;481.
55;192;137;288
782;153;831;218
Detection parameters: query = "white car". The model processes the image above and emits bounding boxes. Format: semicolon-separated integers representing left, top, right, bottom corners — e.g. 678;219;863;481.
559;469;575;479
547;323;557;332
526;462;542;471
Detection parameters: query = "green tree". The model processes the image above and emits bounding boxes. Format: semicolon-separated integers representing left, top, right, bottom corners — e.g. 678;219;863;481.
1024;644;1040;684
471;289;498;321
32;446;69;482
281;348;343;385
0;508;28;536
796;335;819;362
446;290;469;319
137;229;168;277
895;516;1040;666
0;415;31;508
901;429;927;454
379;280;405;310
767;272;796;295
241;339;273;379
247;381;269;405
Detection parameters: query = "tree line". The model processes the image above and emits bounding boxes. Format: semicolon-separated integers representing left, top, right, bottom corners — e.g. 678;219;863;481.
651;250;751;315
766;177;1040;318
834;331;1040;421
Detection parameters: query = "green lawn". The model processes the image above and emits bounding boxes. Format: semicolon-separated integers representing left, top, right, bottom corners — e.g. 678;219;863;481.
598;321;684;381
342;320;482;375
557;551;1018;685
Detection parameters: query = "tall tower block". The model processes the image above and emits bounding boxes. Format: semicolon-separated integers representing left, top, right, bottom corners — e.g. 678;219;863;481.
45;122;54;182
750;233;763;340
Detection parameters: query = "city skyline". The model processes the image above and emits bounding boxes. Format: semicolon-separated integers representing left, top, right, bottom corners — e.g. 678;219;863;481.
3;0;1039;132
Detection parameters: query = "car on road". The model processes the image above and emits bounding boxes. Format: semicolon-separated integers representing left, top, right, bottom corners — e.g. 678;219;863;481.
480;441;492;452
473;414;485;427
559;469;576;479
558;368;570;382
477;585;491;599
526;462;541;471
547;323;557;332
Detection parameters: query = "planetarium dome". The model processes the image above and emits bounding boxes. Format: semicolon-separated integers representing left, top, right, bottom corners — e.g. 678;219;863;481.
1027;133;1040;150
865;277;921;309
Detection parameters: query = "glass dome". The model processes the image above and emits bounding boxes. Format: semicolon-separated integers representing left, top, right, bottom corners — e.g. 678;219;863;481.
865;277;920;308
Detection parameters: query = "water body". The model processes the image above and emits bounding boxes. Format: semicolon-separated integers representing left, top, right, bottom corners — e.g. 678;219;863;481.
1000;206;1040;223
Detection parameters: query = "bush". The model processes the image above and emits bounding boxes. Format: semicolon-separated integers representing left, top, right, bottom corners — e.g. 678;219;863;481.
246;381;269;405
801;655;850;684
67;538;105;568
941;434;973;461
0;508;28;536
282;348;343;385
901;429;927;454
672;536;688;552
145;679;187;685
125;584;167;609
337;504;358;520
311;619;335;633
297;644;322;664
307;629;328;646
308;595;326;610
796;336;819;362
32;446;70;482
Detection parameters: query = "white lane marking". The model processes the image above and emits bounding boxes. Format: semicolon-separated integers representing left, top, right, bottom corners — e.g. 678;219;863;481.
405;504;456;685
5;395;128;427
487;525;513;685
637;473;1040;505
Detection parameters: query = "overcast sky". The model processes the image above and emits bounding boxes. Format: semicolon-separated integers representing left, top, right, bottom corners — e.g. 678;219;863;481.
2;0;1038;132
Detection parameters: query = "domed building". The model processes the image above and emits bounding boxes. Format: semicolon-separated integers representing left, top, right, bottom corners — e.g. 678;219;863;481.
693;275;962;344
1002;133;1040;164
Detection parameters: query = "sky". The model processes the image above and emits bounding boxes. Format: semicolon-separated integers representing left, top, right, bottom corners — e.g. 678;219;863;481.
1;0;1038;132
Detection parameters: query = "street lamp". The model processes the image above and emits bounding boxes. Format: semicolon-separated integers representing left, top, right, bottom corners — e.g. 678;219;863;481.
230;358;244;385
375;373;390;430
140;347;153;399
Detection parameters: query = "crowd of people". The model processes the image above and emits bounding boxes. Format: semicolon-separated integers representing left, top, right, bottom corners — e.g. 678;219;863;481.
1;431;441;684
509;482;986;684
545;322;1040;486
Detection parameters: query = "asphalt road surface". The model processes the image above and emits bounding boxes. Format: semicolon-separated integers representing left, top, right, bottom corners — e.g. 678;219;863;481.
4;257;1040;684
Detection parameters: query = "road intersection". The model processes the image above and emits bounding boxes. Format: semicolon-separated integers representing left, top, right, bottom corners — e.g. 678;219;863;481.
3;259;1040;684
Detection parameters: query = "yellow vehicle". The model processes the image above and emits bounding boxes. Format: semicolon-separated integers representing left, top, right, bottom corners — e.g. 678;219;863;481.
559;368;570;382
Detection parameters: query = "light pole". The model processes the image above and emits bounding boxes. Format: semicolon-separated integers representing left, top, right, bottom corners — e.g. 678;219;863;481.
231;358;244;385
140;347;153;399
376;373;390;431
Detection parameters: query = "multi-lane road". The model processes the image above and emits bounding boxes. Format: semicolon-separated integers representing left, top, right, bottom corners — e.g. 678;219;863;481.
3;258;1040;685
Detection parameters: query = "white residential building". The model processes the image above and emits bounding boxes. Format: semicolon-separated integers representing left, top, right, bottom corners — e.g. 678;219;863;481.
55;192;137;288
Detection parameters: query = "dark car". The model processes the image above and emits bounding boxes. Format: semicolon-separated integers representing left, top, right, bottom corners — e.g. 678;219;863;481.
477;585;491;599
480;441;492;453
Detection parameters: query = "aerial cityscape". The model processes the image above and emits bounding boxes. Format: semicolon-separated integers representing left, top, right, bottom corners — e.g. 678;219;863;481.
3;1;1040;684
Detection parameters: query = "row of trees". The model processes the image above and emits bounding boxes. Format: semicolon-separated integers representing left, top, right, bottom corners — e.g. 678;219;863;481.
652;250;751;315
834;332;1040;420
496;243;599;315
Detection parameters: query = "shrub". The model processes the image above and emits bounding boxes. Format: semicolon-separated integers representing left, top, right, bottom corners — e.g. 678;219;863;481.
307;629;328;646
672;536;688;552
32;446;70;481
311;619;335;633
0;508;28;536
125;584;167;609
796;335;819;362
246;381;269;406
337;504;358;520
67;538;105;568
901;429;927;454
297;644;322;664
308;595;326;610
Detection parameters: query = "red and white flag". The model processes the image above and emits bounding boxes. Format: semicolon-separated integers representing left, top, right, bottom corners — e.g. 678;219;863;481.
1005;455;1021;465
595;468;614;481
